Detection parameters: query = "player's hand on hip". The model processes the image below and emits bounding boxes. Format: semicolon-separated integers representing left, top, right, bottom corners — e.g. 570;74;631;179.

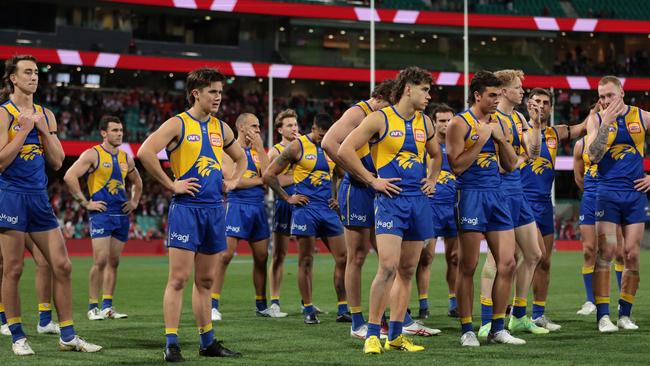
634;175;650;192
174;178;201;196
328;198;339;210
286;194;309;206
371;177;401;198
420;178;436;197
85;200;107;212
121;200;138;214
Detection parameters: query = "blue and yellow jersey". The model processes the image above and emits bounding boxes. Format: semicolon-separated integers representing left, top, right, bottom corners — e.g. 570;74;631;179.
228;147;265;204
294;134;335;205
273;142;295;195
0;101;49;191
520;125;559;201
344;100;377;186
430;143;457;204
495;109;526;192
580;136;598;193
456;109;500;190
596;105;645;191
87;145;128;215
370;106;428;196
167;111;225;206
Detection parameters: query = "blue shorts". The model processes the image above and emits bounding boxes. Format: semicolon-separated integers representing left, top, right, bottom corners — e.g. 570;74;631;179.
338;181;374;228
375;194;433;241
89;214;129;242
457;190;513;232
0;189;59;233
596;190;649;225
505;192;536;228
273;199;293;235
528;199;554;236
430;201;457;238
579;191;597;226
167;203;227;254
291;204;343;238
225;202;270;241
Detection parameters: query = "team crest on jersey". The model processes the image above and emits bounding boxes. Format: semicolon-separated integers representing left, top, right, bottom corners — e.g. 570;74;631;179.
476;152;496;168
309;171;330;186
414;129;426;143
437;171;456;184
107;179;124;195
629;122;641;133
102;162;112;168
610;144;636;160
531;157;552;174
195;156;221;177
389;130;404;138
210;133;222;147
305;154;317;160
396;151;422;170
120;162;128;172
19;144;42;161
546;137;557;148
187;134;201;142
243;170;258;178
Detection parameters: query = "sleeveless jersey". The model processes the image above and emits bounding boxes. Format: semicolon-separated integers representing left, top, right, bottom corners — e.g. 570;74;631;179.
227;147;265;204
0;101;50;191
580;136;598;193
294;134;336;204
167;111;225;206
495;109;526;192
596;106;645;192
87;145;128;215
431;143;457;204
520;125;559;201
273;142;295;195
370;106;428;196
456;109;500;190
344;100;376;186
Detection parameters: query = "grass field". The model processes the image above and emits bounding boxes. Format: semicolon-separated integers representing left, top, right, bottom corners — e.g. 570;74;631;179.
0;251;648;365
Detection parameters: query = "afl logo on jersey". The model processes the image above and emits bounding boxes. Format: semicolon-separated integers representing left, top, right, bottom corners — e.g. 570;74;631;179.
629;122;641;134
210;133;222;147
12;124;21;131
470;134;479;141
547;137;557;148
608;126;617;132
187;134;201;142
102;162;111;168
305;154;317;160
389;130;404;138
414;129;426;143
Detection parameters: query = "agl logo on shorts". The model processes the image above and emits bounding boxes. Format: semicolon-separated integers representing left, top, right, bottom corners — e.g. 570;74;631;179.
0;213;19;225
292;223;307;232
226;225;241;233
460;216;479;226
376;220;393;230
170;232;190;243
350;213;367;223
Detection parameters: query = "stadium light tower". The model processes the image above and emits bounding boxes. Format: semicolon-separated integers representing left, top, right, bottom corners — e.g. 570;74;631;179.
464;0;469;106
370;0;375;92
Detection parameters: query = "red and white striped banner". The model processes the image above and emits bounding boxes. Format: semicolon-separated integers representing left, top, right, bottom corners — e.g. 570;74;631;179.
2;45;649;91
105;0;650;34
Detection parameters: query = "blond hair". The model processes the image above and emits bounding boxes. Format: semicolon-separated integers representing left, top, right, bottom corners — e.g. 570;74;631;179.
599;75;622;89
494;69;524;88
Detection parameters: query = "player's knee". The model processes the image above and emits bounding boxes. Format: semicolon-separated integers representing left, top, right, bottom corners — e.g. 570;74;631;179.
598;245;615;262
108;256;120;269
419;251;433;267
54;258;73;279
583;246;596;264
377;262;397;282
397;264;416;280
447;251;458;267
168;274;189;291
219;251;235;266
481;261;497;280
497;257;516;277
3;260;24;282
94;257;108;270
272;248;286;263
195;275;213;290
624;249;639;267
596;252;612;268
525;248;542;267
299;254;314;270
458;257;478;276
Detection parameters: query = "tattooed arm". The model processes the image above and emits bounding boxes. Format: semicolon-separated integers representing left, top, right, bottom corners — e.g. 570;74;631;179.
263;140;309;205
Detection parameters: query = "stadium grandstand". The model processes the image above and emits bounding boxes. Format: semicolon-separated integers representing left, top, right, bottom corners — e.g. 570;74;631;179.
0;0;648;363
